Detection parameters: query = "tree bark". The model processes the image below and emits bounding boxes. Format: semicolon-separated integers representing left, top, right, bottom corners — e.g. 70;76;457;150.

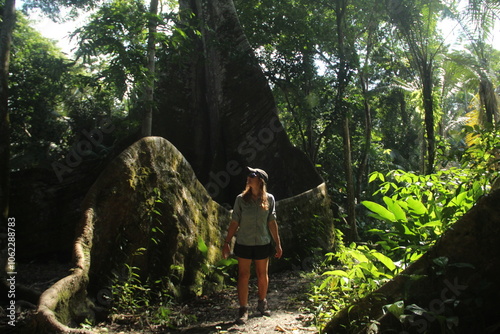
479;75;499;127
334;0;358;241
356;85;371;203
342;115;358;241
0;1;16;306
422;66;435;175
355;37;373;204
141;0;158;137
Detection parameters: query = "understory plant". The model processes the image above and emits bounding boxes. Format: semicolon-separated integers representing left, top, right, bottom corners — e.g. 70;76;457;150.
109;263;194;329
361;126;498;264
362;166;489;265
310;230;397;331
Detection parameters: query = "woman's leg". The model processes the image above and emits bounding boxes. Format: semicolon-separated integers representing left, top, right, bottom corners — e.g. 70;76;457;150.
254;257;269;301
237;257;252;306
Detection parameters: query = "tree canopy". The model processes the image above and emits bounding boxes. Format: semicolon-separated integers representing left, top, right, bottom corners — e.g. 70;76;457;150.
1;0;498;241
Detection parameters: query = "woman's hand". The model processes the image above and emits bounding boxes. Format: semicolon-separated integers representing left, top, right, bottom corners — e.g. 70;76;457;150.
222;243;231;259
274;244;283;259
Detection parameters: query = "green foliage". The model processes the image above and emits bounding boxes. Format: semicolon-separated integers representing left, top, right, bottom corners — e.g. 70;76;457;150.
381;257;474;333
312;125;495;329
72;0;149;99
362;167;488;263
21;0;99;20
309;230;397;331
104;184;199;330
149;187;165;245
8;11;127;171
111;263;152;314
197;236;238;288
9;14;74;169
107;263;196;330
460;125;500;174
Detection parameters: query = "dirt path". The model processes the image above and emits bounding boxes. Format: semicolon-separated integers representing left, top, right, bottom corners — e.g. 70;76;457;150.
163;270;319;334
99;270;319;334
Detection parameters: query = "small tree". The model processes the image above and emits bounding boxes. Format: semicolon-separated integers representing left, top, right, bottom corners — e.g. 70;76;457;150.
387;0;449;175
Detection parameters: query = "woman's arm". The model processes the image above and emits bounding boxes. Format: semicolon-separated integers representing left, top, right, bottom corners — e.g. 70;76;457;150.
268;220;282;259
222;220;239;259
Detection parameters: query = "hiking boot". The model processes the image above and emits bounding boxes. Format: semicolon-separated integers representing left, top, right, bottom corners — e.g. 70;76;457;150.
257;299;271;316
237;306;249;324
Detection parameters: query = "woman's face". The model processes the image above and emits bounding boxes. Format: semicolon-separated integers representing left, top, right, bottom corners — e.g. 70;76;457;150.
247;172;261;188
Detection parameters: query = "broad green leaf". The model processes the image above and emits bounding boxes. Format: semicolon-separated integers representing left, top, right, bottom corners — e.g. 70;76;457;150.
371;251;397;271
406;198;427;215
216;258;238;267
450;191;468;206
367;228;385;234
369;171;385;183
420;221;442;228
320;276;338;290
362;201;396;222
393;221;416;237
383;197;407;222
350;250;369;263
403;224;416;236
432;256;448;267
323;270;349;277
406;304;426;316
408;252;423;262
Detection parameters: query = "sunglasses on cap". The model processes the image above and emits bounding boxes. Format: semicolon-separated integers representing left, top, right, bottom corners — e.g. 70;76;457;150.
248;172;260;178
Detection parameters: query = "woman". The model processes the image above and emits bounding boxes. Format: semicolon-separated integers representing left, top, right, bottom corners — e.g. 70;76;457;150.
222;167;283;324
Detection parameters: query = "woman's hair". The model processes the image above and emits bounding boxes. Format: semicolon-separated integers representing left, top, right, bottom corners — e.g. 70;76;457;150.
242;179;269;210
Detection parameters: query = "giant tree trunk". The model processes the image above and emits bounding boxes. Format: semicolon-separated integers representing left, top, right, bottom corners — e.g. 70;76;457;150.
154;0;323;206
33;137;231;333
11;0;329;262
324;188;500;333
32;137;334;333
18;0;337;330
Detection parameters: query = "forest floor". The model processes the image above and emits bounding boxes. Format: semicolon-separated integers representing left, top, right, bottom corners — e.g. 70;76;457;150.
5;266;320;334
93;270;320;334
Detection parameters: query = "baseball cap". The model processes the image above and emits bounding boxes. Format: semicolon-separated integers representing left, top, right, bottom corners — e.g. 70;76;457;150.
247;167;269;183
